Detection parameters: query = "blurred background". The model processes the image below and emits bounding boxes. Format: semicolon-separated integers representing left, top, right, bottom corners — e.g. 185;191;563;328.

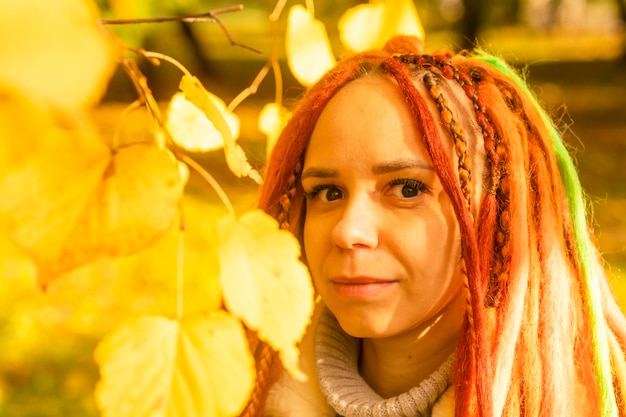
1;0;625;415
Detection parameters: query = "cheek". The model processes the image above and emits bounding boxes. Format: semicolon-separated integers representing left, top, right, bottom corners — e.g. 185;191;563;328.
411;202;462;283
400;222;459;280
431;213;462;290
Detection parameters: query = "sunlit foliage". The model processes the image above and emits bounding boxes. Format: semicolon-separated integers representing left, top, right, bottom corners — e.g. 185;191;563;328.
0;0;327;414
95;313;255;417
217;210;313;380
165;92;240;153
285;4;336;86
339;0;424;52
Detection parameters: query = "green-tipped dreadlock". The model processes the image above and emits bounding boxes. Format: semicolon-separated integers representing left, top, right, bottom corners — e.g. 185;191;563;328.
473;49;618;417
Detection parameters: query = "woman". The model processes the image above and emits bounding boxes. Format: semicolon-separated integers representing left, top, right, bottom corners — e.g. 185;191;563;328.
241;36;626;416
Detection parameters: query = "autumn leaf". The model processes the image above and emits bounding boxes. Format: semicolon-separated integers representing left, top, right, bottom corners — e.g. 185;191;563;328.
165;92;240;152
0;0;117;112
258;102;292;157
0;234;36;284
338;0;425;53
0;89;53;173
95;312;255;417
0;100;185;286
179;75;262;184
286;5;337;86
217;210;314;380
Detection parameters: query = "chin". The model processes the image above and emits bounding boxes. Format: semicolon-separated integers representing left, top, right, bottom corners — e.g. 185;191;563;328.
333;311;391;339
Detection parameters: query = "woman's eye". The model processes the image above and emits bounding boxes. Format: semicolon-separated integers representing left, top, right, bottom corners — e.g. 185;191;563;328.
389;179;429;198
305;185;344;202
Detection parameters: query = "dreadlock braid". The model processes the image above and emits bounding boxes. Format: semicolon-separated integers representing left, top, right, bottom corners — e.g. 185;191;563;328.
485;86;519;307
400;53;508;306
422;72;473;209
453;67;501;195
424;55;509;307
421;68;484;348
238;331;281;417
460;66;511;308
488;169;512;308
276;161;302;231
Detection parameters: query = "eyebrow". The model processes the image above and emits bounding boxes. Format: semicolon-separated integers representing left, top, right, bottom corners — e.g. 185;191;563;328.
371;159;434;175
301;159;433;180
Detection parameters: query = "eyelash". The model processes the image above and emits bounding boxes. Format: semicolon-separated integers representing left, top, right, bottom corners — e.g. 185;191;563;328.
303;184;340;201
388;178;431;196
303;178;431;201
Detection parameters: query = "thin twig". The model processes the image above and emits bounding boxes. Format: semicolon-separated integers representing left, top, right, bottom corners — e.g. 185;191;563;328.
208;10;263;54
119;59;165;146
120;59;163;123
227;0;286;111
269;0;289;21
99;5;243;25
270;15;284;107
178;153;236;217
122;54;234;217
228;62;272;111
112;99;143;150
134;49;194;77
124;50;238;211
101;5;263;55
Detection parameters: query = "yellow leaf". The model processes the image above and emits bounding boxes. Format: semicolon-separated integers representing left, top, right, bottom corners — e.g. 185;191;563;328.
286;5;337;87
0;234;36;283
179;75;262;184
95;316;178;416
258;103;292;157
0;0;117;112
338;0;425;53
0;101;185;285
95;313;254;417
86;143;185;255
378;0;425;44
0;89;51;172
165;92;240;152
177;160;190;186
217;210;314;380
338;3;386;52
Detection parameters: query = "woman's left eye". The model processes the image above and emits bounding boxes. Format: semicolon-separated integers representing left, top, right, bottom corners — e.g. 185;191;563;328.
388;178;430;198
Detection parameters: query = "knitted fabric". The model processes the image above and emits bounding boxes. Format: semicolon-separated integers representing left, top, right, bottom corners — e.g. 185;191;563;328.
315;308;456;417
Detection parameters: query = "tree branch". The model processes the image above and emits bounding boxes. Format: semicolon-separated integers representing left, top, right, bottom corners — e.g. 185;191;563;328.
100;4;263;54
99;5;243;25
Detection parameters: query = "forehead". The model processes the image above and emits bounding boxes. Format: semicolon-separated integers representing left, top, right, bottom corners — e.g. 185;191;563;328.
305;76;427;165
313;76;411;132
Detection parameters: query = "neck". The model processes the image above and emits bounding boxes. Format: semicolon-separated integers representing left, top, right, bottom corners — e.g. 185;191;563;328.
359;290;464;397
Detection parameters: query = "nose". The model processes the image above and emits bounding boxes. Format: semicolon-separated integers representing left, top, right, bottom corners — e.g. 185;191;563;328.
331;194;379;249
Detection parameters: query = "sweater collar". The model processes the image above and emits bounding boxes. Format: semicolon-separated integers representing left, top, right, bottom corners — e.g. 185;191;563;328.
314;308;455;417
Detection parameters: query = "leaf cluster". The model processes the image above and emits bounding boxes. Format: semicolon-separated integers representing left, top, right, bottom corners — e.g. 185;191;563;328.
0;0;425;415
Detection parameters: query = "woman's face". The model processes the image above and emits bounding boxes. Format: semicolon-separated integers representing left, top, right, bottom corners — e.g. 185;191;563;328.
301;76;467;339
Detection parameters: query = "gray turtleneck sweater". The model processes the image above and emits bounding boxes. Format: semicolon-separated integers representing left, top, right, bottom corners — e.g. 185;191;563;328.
264;305;456;417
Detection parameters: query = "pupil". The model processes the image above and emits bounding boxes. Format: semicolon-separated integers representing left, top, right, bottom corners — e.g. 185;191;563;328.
402;185;417;197
327;188;341;201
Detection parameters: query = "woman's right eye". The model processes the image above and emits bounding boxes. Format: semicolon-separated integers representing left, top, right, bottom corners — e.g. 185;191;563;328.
305;185;344;202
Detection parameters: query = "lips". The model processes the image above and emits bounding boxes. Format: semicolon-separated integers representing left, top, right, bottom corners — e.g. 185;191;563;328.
330;276;397;298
